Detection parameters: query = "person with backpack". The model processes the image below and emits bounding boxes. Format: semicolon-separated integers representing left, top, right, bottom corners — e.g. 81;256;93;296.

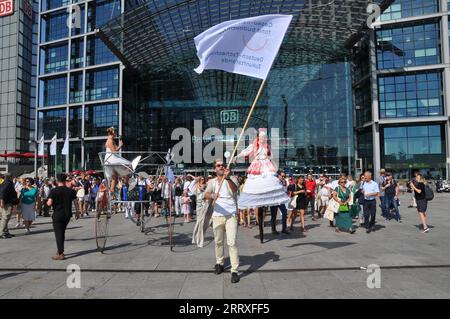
382;172;401;222
410;174;431;233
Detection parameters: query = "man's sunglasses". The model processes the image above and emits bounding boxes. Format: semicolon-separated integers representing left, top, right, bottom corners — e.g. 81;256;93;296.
216;164;224;168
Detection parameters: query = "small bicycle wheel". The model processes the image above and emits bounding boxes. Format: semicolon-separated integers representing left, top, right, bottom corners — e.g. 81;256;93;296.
95;212;110;252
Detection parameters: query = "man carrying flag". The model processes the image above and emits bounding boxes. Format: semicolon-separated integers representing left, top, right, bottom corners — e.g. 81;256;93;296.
194;14;292;282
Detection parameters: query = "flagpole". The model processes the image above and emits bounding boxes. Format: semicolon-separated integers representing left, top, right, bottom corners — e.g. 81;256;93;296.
212;78;266;205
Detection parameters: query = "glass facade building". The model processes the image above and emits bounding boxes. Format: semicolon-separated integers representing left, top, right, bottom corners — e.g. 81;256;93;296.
96;0;376;175
353;0;450;180
36;0;123;172
0;0;38;155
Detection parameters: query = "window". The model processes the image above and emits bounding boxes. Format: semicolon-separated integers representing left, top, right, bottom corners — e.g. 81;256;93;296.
69;107;83;137
69;72;83;104
85;103;119;137
87;0;121;32
71;4;85;36
70;38;84;69
42;0;71;12
86;35;117;66
380;0;438;21
40;109;66;138
41;10;69;43
85;67;119;101
378;71;443;118
40;76;67;107
40;42;68;74
382;124;446;178
376;22;440;69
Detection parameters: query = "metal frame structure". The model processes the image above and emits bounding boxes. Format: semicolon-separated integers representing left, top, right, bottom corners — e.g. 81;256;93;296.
95;150;175;252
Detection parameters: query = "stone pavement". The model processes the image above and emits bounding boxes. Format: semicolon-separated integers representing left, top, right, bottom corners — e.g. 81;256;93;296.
0;193;449;299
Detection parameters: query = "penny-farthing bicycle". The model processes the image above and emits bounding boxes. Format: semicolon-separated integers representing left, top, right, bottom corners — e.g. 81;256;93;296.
96;151;175;252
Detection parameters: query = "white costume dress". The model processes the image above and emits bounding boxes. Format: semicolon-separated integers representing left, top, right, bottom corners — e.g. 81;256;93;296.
103;147;132;181
237;143;289;209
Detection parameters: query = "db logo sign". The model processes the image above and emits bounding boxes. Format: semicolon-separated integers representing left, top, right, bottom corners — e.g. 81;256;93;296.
0;0;14;17
220;110;239;124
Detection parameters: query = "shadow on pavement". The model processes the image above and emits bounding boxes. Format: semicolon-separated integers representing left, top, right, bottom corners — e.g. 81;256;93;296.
64;242;134;258
0;272;27;281
224;252;281;278
287;241;356;249
11;226;83;237
66;234;122;242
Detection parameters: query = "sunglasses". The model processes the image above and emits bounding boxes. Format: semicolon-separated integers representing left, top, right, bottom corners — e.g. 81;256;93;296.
339;181;346;184
216;164;224;168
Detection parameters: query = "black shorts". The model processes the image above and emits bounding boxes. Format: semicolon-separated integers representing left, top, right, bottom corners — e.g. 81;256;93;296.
416;199;428;213
296;199;308;210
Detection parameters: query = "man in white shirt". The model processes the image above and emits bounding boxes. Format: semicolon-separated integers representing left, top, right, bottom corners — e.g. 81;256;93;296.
362;171;380;233
204;159;240;284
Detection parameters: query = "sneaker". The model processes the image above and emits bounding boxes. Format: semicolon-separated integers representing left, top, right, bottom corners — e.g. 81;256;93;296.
1;234;13;239
371;226;376;232
350;228;356;234
366;228;371;234
214;264;224;275
281;230;290;235
5;233;14;237
231;272;240;283
422;227;430;233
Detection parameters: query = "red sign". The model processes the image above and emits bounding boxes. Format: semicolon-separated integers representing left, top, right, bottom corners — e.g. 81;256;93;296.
0;0;14;17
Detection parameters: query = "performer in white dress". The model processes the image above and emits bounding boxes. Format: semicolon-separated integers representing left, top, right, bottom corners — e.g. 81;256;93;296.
235;129;289;209
104;127;131;196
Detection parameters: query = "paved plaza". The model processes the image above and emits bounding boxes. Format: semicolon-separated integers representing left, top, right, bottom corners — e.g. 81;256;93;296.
0;193;449;299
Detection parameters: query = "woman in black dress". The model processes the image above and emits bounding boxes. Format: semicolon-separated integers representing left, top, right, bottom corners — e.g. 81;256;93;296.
410;174;430;233
291;176;307;232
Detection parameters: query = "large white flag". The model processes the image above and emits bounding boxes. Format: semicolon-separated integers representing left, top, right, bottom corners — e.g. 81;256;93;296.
194;14;293;80
37;135;45;156
61;135;69;155
50;134;57;156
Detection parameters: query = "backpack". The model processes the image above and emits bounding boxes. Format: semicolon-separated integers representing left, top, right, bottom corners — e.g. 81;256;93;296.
425;185;434;201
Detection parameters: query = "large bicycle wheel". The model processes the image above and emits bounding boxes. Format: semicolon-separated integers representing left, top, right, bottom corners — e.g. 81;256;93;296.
95;212;110;252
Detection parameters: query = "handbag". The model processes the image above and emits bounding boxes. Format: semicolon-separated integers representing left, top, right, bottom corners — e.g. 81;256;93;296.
324;206;335;221
287;195;298;210
287;184;298;210
327;197;340;213
76;188;85;198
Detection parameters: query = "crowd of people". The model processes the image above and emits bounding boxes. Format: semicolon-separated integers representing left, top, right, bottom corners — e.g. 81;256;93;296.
0;126;435;284
0;165;434;282
0;167;432;238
